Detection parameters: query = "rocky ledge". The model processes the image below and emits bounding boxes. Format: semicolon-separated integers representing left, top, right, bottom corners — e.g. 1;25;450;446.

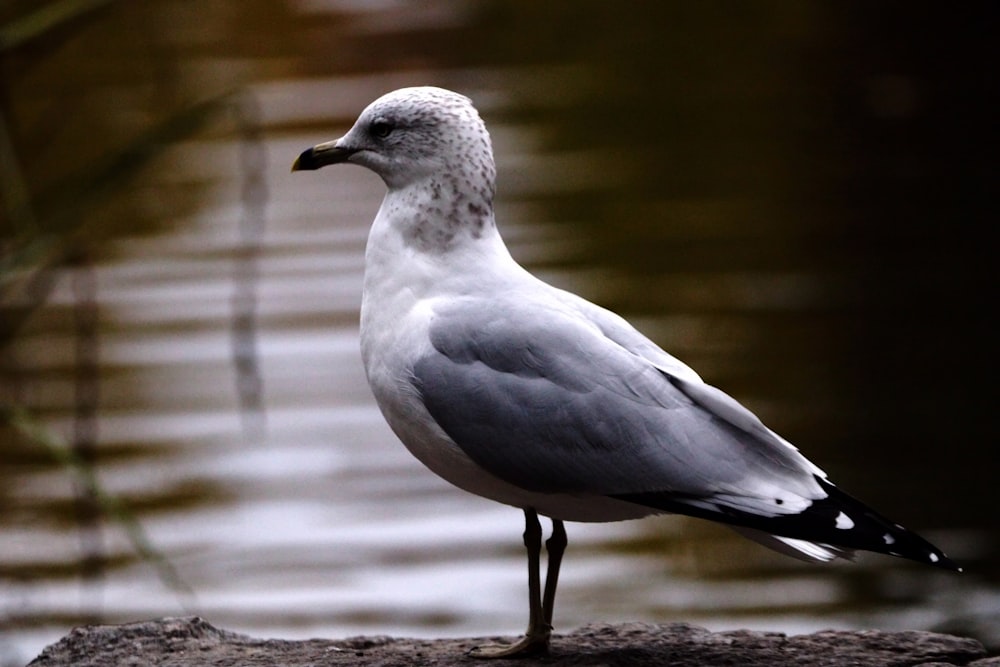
28;616;999;667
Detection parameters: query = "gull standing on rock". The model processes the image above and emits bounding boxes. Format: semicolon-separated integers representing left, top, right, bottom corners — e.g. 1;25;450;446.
292;86;959;658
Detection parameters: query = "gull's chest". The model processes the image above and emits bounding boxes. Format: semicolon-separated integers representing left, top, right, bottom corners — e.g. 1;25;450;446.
359;277;432;385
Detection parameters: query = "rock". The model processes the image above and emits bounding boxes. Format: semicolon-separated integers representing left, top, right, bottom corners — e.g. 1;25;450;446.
935;611;1000;654
27;616;993;667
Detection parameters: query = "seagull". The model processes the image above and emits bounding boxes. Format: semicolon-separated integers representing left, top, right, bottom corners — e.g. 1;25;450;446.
292;86;959;658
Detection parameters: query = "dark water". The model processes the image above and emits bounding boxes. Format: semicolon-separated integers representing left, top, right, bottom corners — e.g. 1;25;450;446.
1;1;996;664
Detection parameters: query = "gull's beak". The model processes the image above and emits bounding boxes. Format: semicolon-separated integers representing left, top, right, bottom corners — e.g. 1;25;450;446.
291;140;356;172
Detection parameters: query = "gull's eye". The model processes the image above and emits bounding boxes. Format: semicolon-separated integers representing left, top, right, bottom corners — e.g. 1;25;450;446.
370;121;393;139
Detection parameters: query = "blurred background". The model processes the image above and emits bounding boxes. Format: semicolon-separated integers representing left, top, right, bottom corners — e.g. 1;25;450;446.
1;1;996;664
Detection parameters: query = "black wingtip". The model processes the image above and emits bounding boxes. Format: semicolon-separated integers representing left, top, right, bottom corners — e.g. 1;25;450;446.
813;481;962;572
924;549;963;573
613;479;962;572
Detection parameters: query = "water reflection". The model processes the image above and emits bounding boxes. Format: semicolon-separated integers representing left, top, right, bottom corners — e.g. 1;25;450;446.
1;1;995;664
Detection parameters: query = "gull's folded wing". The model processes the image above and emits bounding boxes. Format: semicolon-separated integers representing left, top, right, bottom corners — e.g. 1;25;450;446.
411;293;958;569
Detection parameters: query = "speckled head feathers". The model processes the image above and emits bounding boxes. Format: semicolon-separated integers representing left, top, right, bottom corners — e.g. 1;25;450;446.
293;87;501;253
328;87;496;197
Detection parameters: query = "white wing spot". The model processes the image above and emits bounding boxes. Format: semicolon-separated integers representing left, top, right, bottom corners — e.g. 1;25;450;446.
835;512;855;530
883;533;896;545
929;553;940;563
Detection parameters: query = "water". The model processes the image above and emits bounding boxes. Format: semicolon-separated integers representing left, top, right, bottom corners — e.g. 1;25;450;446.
1;2;995;664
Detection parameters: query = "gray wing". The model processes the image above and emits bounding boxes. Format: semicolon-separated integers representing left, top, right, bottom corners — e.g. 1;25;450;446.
411;296;826;517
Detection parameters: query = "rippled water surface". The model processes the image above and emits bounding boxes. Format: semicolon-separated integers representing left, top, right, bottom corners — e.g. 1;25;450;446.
1;2;995;664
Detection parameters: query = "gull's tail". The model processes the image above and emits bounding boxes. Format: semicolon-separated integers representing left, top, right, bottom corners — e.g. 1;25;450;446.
614;477;961;571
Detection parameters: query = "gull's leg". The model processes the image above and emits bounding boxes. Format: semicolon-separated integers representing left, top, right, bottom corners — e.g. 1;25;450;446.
541;518;567;628
469;508;551;658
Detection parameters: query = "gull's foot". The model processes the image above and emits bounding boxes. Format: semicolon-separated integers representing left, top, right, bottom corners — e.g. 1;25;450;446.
468;630;550;659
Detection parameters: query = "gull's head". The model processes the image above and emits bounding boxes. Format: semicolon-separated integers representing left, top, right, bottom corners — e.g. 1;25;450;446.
292;86;496;196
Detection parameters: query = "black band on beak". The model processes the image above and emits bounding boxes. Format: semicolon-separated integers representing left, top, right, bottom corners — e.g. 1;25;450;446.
291;143;356;172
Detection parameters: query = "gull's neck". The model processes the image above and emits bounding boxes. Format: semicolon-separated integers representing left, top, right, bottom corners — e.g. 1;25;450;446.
359;173;528;369
383;169;496;253
362;174;522;304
